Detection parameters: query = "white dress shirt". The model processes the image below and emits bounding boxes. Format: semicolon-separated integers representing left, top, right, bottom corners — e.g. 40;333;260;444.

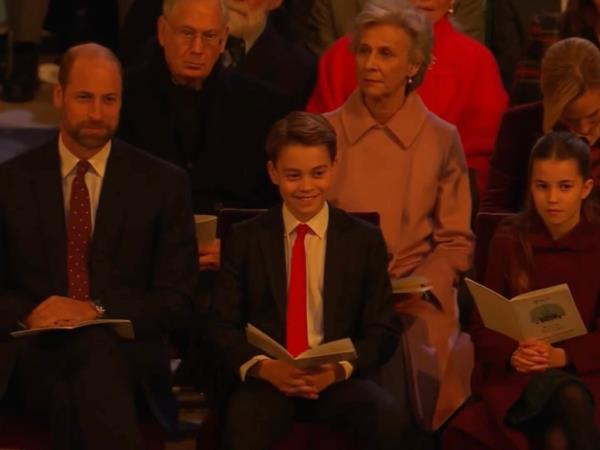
59;135;111;234
239;202;353;381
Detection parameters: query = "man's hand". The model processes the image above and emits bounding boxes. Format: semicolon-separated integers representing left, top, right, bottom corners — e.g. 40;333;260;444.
511;339;550;373
255;360;318;399
300;364;339;398
198;239;220;271
24;296;100;329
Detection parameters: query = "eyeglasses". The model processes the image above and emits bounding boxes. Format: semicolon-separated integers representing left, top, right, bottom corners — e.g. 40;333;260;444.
166;21;224;47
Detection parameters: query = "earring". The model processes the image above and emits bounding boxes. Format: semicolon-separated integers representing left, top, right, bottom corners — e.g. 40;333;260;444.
407;76;413;85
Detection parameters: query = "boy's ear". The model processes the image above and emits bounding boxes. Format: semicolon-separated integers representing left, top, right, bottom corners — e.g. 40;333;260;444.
267;161;279;185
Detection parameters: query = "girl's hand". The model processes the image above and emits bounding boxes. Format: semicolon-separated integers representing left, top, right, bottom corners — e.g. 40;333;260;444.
510;339;550;373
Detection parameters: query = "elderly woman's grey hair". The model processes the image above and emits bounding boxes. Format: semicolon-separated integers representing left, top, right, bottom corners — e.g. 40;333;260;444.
162;0;229;23
351;0;433;93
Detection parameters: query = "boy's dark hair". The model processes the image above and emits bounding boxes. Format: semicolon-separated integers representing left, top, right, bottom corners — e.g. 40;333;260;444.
266;111;337;163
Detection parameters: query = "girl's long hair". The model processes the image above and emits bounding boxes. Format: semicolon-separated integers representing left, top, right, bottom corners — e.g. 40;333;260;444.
505;131;599;293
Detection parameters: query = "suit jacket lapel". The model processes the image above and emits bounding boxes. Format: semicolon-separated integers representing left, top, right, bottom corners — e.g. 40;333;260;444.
89;141;130;297
259;207;287;324
30;141;68;294
323;207;346;341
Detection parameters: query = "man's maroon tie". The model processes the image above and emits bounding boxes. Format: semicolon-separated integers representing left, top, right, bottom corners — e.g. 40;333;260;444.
67;160;92;300
286;223;310;357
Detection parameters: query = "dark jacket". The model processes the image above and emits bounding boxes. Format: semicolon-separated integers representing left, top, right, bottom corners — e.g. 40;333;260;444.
0;138;199;431
118;48;290;214
204;205;399;405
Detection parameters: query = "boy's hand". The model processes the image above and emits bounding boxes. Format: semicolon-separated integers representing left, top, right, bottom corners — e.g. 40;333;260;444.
198;239;220;271
256;360;318;398
300;363;339;398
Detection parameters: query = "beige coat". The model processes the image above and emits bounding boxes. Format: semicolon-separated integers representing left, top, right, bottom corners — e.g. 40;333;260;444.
326;90;474;429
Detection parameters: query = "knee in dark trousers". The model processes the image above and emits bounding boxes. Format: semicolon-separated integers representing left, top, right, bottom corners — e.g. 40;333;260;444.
18;326;142;450
222;379;295;450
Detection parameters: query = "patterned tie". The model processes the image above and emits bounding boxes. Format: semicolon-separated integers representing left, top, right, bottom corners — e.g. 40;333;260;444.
286;223;310;357
67;160;92;300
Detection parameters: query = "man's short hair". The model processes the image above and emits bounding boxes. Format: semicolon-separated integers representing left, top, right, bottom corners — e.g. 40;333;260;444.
162;0;229;22
58;43;122;89
266;111;337;163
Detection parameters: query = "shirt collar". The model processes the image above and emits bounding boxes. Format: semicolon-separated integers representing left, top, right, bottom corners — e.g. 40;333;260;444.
282;202;329;240
58;134;111;179
340;90;428;148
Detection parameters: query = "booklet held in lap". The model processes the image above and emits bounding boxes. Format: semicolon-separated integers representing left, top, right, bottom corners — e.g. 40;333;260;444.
11;319;135;340
246;323;357;370
465;278;586;343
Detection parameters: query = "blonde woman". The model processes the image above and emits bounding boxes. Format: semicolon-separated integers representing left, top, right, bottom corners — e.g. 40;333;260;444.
482;37;600;213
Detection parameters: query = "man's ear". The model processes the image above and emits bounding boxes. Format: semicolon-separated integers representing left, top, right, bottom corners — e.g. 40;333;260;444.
157;16;167;47
219;25;230;53
53;84;64;109
267;160;279;185
267;0;283;11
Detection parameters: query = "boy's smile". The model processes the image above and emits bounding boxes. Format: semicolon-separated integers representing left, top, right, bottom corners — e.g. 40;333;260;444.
268;143;336;223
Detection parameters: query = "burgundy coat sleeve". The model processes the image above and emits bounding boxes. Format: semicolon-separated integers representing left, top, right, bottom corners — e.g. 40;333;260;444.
559;313;600;374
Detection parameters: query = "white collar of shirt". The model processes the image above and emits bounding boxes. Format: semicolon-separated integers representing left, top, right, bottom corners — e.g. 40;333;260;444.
58;134;111;178
282;202;329;239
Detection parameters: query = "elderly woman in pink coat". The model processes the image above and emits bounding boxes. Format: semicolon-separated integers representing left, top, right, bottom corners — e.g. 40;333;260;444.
325;0;474;430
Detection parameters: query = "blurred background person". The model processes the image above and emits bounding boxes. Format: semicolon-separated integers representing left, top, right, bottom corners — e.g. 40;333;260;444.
482;37;600;213
305;0;485;56
511;0;599;106
488;0;562;91
325;0;474;431
2;0;49;102
223;0;316;109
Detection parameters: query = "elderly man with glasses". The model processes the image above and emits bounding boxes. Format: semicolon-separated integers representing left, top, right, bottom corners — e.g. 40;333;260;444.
119;0;289;274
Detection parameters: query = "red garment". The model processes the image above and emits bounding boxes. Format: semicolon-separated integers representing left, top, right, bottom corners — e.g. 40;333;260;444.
306;16;508;193
443;219;600;450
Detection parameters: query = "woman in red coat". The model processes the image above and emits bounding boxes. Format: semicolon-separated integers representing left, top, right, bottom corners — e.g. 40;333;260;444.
444;132;600;450
305;0;508;193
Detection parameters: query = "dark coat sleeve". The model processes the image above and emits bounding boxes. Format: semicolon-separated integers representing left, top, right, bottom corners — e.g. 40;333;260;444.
351;226;400;376
206;222;262;374
100;165;198;337
480;104;542;213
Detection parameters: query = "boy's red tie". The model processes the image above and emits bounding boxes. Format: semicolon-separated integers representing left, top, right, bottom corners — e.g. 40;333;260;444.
286;223;310;357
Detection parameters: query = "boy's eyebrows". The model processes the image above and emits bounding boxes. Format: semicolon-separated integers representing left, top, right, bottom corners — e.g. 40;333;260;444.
282;165;329;173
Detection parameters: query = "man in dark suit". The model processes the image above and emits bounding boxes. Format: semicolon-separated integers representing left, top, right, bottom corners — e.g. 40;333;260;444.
205;111;408;450
224;0;316;109
0;43;198;449
118;0;290;273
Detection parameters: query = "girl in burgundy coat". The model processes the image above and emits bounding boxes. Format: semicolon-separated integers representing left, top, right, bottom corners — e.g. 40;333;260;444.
444;132;600;450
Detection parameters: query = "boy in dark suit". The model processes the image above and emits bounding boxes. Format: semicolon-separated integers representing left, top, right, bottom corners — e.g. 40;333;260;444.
206;111;408;450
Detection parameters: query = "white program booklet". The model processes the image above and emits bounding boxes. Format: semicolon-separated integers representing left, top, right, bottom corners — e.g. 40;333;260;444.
465;278;586;343
391;275;432;294
245;323;357;370
11;319;135;340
